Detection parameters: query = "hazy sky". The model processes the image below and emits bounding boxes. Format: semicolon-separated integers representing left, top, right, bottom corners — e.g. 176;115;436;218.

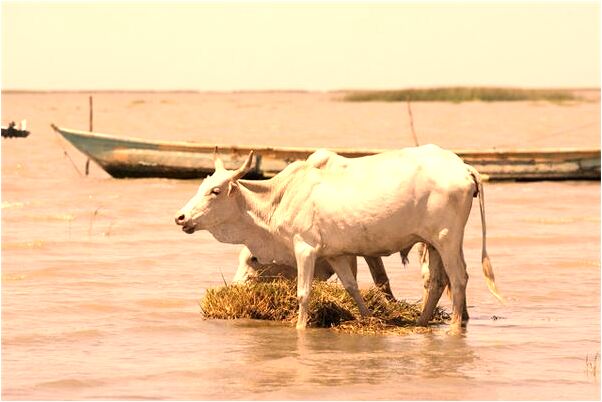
2;2;600;90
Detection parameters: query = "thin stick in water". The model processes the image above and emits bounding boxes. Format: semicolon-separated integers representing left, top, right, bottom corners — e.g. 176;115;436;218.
406;98;420;146
86;96;93;175
88;208;100;237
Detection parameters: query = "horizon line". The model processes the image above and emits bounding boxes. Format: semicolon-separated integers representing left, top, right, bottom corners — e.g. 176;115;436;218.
2;86;601;95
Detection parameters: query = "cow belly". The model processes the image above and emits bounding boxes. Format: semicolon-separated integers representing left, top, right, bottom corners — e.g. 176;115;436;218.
318;217;423;257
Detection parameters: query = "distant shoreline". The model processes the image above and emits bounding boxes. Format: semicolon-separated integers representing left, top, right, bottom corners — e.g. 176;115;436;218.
2;87;600;95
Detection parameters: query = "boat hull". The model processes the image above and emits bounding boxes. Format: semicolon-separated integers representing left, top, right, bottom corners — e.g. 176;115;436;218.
51;125;601;181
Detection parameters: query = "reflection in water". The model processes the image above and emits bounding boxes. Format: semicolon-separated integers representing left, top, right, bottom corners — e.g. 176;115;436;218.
414;333;477;379
232;323;479;395
292;329;398;387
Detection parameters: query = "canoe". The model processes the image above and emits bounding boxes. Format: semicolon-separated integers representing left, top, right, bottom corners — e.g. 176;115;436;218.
51;125;601;181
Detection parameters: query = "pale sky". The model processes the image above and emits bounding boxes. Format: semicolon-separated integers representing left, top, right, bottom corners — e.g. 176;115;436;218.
2;1;600;90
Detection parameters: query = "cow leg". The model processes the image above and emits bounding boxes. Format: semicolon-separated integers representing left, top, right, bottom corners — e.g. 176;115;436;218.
438;247;469;334
417;245;448;326
364;256;395;300
419;244;468;324
232;246;255;284
327;255;371;317
293;238;317;330
459;248;470;322
349;256;358;280
418;242;430;306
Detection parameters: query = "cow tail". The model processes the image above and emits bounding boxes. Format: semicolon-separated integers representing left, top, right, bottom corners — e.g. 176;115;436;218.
468;165;505;304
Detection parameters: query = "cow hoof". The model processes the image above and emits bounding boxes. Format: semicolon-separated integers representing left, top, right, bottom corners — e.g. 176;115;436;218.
296;320;308;330
446;322;466;336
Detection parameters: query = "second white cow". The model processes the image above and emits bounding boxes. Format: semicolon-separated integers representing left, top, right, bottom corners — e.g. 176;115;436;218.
232;245;396;299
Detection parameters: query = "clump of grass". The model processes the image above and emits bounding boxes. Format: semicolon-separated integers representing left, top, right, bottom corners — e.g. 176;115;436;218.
341;87;579;103
201;280;299;322
200;279;449;334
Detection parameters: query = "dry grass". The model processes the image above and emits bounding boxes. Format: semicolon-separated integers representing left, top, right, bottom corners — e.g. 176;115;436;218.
200;279;449;334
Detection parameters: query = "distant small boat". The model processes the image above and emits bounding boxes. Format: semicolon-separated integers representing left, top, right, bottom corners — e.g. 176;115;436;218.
2;120;30;138
51;125;601;181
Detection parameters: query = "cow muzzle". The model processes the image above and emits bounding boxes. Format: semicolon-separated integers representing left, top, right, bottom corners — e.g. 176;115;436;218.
174;213;196;234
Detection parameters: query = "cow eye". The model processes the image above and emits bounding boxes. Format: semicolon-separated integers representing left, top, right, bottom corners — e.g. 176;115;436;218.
210;187;221;195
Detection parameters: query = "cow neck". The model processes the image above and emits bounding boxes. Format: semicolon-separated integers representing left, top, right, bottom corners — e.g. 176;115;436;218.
236;177;284;232
232;177;292;262
235;161;304;221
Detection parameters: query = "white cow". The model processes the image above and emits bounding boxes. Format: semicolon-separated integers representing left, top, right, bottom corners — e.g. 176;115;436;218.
175;145;503;332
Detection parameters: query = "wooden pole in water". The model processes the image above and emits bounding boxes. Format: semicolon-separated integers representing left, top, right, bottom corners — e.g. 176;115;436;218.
85;96;92;175
406;98;419;146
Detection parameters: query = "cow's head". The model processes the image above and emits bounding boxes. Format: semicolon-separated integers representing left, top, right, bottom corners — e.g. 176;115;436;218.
174;150;254;234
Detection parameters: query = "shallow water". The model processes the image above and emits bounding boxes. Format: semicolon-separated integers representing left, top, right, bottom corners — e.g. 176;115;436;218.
2;92;600;400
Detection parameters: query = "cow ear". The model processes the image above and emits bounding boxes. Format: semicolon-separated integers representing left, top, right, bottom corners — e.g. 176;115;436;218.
227;181;239;197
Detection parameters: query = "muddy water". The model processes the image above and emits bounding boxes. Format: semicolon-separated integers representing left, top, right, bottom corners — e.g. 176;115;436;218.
2;92;600;400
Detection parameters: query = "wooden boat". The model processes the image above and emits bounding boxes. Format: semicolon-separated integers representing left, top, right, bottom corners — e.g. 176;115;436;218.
51;125;601;181
2;120;30;138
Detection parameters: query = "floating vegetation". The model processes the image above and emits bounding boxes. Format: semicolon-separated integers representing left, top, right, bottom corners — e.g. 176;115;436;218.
586;353;600;377
341;87;579;103
200;279;449;335
129;99;146;106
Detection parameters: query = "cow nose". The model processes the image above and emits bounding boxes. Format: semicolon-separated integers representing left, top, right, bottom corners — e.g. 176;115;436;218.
175;213;187;225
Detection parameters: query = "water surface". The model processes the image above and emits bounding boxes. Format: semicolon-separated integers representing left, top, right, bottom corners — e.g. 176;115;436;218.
2;92;600;400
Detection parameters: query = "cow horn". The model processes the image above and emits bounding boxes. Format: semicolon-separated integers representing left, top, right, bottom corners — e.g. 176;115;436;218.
214;146;225;171
231;151;254;181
